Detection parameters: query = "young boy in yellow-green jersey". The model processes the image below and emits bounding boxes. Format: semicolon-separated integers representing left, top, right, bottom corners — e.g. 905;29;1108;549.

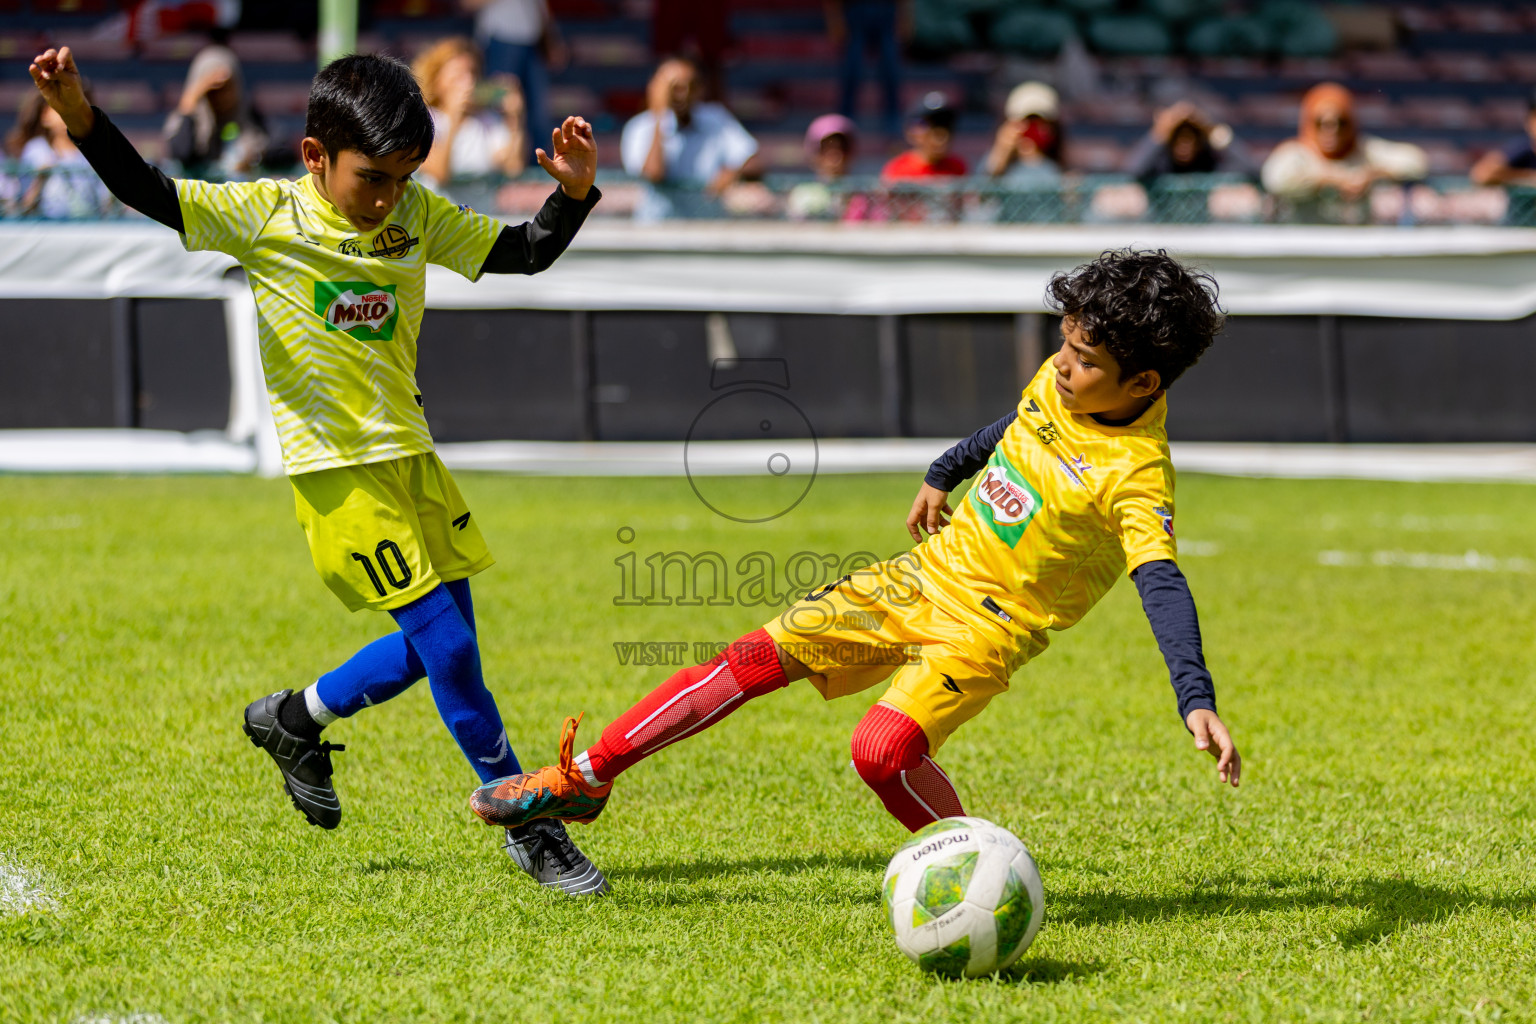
29;45;607;895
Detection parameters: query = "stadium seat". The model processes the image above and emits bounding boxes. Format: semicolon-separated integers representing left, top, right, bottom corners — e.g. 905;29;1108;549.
1058;0;1118;17
1444;6;1522;34
140;35;206;61
1194;56;1268;79
252;82;314;117
1261;1;1336;58
911;3;977;54
229;33;313;64
1140;0;1222;25
1184;16;1271;58
1482;96;1528;132
1087;14;1172;56
989;8;1077;57
1400;96;1481;132
1351;93;1401;131
1238;93;1300;128
1349;51;1427;81
1504;54;1536;84
569;35;651;68
1424;53;1499;83
94;81;158;116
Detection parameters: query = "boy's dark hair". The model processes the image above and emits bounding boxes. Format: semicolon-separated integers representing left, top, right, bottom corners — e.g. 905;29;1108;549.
1046;248;1224;388
305;53;434;161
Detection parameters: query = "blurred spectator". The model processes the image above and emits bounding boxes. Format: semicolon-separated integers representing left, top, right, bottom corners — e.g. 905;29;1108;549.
414;37;528;188
787;113;857;220
983;82;1063;187
827;0;906;138
882;92;967;180
462;0;563;154
1126;101;1253;182
1470;89;1536;189
6;92;110;219
653;0;730;101
1262;83;1426;203
622;57;762;219
163;45;271;177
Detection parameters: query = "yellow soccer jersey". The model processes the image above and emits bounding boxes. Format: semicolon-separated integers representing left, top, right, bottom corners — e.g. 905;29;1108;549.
177;174;502;474
915;358;1178;647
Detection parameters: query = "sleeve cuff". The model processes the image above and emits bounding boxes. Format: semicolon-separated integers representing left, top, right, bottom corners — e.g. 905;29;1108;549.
554;183;602;209
924;468;960;492
1179;696;1217;728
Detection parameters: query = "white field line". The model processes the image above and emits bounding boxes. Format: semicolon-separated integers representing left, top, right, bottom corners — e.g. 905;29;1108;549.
1318;549;1534;573
0;854;58;914
72;1015;172;1024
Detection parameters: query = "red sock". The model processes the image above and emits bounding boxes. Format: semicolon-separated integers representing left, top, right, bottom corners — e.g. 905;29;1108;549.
851;703;964;832
580;629;787;783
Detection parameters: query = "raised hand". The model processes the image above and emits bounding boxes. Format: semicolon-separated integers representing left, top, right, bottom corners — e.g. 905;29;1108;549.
28;46;94;138
536;116;597;201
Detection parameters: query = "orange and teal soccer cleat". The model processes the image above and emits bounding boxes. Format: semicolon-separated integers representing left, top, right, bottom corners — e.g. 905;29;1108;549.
470;714;612;827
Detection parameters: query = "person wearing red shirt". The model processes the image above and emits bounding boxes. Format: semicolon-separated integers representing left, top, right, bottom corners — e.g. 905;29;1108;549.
882;91;967;180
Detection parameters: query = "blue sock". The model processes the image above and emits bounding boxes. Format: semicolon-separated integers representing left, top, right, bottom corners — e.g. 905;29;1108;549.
311;579;517;782
390;583;521;783
313;579;479;716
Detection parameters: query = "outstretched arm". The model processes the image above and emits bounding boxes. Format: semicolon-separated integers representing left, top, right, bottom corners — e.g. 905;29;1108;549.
480;115;600;276
31;48;183;231
906;410;1018;541
1130;559;1240;787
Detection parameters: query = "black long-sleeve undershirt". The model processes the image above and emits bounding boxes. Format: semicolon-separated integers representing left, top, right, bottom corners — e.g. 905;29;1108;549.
925;414;1217;723
72;106;185;230
71;105;599;275
924;410;1017;492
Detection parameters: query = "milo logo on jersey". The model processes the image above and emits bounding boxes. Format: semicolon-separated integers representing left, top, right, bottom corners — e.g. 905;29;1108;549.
315;281;400;341
970;451;1042;547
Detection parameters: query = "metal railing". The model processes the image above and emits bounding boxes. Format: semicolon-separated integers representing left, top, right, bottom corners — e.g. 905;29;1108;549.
4;162;1535;228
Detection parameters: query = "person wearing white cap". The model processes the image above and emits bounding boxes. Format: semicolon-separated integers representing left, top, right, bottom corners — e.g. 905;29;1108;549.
984;81;1063;185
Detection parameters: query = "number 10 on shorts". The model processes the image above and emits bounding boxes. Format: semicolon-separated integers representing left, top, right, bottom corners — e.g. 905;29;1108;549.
352;539;414;596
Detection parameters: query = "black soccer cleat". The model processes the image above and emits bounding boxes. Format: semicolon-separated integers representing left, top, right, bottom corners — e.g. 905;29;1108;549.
504;820;611;896
243;689;345;830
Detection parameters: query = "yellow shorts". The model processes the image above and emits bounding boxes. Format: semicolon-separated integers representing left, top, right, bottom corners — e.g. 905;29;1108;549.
290;452;494;612
761;557;1035;752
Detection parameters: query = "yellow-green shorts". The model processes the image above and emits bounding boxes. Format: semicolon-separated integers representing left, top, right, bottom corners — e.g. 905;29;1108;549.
290;452;494;612
762;558;1034;753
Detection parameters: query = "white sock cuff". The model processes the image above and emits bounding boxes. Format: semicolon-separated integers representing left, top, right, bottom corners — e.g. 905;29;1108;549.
303;684;339;727
573;750;602;787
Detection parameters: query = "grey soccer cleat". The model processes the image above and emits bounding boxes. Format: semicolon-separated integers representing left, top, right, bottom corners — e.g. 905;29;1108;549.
504;820;611;896
243;689;345;830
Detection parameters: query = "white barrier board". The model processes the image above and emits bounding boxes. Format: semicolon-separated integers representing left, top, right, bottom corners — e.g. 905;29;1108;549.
5;221;1536;319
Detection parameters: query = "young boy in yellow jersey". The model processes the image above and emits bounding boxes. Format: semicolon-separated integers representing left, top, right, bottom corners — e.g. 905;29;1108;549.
471;249;1241;856
29;46;609;894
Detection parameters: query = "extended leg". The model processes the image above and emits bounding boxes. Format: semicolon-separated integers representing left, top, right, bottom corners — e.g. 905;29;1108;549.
469;628;794;827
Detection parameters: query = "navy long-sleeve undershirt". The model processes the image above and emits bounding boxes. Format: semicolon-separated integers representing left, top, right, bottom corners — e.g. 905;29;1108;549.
70;106;598;276
924;414;1217;723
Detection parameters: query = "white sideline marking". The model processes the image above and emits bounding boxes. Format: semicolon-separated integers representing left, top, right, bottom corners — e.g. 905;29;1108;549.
1318;549;1534;573
72;1014;172;1024
0;855;57;914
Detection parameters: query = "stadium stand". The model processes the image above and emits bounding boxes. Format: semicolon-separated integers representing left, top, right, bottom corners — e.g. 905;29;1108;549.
0;0;1534;220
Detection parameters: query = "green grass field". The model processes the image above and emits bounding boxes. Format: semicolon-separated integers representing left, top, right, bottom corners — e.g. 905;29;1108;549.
2;471;1534;1024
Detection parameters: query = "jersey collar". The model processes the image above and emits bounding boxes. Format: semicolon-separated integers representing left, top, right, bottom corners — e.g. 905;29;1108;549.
300;172;359;234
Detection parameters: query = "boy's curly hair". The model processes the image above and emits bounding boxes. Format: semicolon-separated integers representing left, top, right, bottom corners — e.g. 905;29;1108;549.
1046;248;1225;388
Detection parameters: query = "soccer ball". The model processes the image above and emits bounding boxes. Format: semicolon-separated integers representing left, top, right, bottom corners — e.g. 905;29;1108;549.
882;816;1044;978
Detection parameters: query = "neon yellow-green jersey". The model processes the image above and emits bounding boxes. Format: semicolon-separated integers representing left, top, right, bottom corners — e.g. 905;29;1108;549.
176;173;501;474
